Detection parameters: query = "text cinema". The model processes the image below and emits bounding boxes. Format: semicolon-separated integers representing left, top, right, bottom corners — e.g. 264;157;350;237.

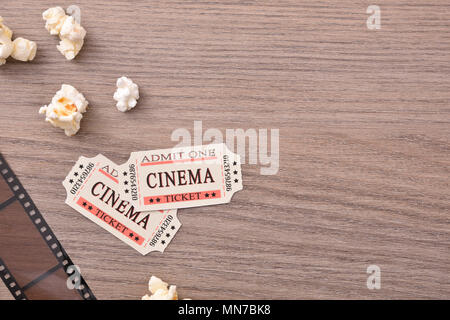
146;168;215;188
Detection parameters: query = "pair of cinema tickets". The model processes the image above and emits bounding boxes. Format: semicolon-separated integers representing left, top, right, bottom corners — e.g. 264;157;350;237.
63;144;243;255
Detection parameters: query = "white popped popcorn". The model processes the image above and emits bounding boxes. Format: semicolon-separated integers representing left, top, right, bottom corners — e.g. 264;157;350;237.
59;15;86;43
0;16;36;65
0;16;13;39
39;84;89;136
113;77;140;112
57;37;84;61
42;6;67;35
0;34;13;66
141;276;179;300
11;37;37;62
148;275;169;294
43;7;86;60
0;17;13;65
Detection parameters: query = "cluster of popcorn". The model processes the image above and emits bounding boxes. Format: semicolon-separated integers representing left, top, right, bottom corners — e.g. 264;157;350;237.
42;7;86;60
39;76;139;136
39;84;89;136
142;276;188;300
13;7;141;136
0;16;37;65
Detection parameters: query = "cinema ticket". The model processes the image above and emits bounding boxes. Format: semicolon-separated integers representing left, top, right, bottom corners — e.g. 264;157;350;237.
63;154;181;255
118;143;243;211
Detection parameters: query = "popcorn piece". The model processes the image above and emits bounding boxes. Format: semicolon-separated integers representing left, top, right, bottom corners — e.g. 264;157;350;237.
0;16;13;39
39;84;89;136
57;37;84;61
142;286;178;300
11;37;37;62
0;35;13;65
0;16;13;65
42;7;86;60
59;16;86;43
42;7;67;35
113;77;140;112
57;16;86;60
141;276;180;300
148;275;169;293
0;17;36;65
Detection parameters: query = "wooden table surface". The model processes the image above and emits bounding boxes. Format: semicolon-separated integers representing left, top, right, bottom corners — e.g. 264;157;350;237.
0;0;449;300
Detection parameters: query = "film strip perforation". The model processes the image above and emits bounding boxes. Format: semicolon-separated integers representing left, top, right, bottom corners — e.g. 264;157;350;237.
0;258;27;300
0;153;95;300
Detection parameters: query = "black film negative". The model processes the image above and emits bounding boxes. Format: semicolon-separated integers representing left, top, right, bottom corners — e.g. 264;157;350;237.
0;152;96;300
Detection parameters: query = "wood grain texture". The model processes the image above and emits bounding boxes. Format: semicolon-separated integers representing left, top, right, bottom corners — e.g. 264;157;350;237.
0;0;449;299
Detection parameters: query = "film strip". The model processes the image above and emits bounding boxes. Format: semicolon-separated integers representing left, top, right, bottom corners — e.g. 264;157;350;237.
0;153;95;300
